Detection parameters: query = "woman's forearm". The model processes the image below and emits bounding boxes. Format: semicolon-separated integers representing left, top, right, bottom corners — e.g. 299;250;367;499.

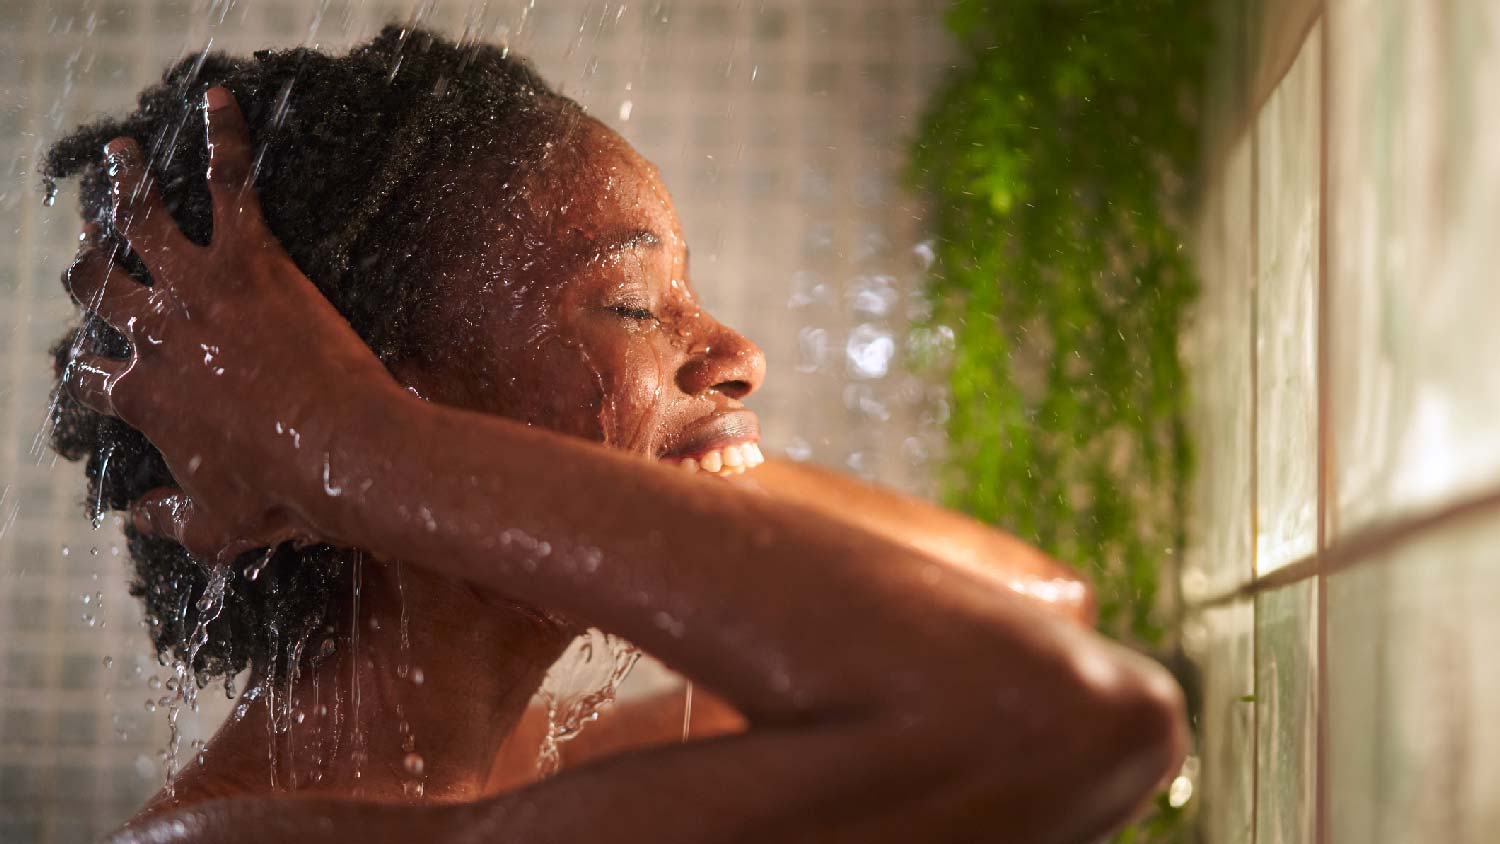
313;387;1126;726
316;387;1018;719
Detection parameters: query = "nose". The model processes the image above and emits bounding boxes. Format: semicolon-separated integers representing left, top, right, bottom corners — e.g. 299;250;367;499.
676;320;766;400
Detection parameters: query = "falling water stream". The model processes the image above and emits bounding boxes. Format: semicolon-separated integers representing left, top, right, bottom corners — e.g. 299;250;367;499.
535;629;642;777
0;1;951;835
162;563;230;796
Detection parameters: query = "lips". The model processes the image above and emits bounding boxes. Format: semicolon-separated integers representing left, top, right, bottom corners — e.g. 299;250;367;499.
658;408;763;476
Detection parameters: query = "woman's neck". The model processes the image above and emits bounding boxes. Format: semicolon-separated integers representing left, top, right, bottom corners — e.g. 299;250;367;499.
142;557;573;816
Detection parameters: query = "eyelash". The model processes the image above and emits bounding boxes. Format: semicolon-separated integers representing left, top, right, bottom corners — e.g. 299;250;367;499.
609;305;656;322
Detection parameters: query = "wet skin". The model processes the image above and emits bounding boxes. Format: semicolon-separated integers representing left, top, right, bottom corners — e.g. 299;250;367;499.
65;87;1184;842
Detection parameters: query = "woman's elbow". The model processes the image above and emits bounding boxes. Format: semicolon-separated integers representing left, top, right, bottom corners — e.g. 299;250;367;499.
1046;640;1189;818
941;633;1190;839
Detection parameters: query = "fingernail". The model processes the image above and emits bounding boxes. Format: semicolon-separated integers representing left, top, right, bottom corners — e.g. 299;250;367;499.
205;86;231;111
103;138;134;163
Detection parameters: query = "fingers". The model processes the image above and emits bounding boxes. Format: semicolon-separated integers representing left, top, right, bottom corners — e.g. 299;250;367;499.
131;487;197;547
203;86;263;227
65;241;158;336
104;137;193;276
61;353;126;416
132;487;304;565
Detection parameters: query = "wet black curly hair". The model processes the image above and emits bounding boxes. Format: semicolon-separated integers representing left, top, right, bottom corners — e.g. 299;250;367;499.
43;26;580;683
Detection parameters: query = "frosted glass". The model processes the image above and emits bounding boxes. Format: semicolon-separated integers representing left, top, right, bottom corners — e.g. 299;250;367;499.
1195;600;1256;844
1254;25;1321;575
1326;515;1500;843
1255;579;1319;844
1186;135;1255;599
1329;0;1500;535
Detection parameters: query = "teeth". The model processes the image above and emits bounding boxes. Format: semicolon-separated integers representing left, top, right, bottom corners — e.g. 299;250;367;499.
670;443;765;478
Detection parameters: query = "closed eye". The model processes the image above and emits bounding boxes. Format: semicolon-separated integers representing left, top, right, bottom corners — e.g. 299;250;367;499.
609;305;656;321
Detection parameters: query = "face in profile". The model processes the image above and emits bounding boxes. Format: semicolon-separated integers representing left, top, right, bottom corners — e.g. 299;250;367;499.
393;112;768;476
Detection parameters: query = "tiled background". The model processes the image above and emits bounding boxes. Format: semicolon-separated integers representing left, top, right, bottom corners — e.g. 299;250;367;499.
0;1;952;840
1186;1;1500;842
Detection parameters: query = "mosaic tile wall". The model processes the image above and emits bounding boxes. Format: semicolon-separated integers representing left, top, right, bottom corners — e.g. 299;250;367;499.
1186;1;1500;842
0;1;952;840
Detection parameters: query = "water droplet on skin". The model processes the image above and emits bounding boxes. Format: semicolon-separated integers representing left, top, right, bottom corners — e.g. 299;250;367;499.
403;753;424;776
652;611;686;638
144;700;157;713
103;655;113;668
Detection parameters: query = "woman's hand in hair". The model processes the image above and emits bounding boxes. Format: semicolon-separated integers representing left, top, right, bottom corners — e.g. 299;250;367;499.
62;87;402;563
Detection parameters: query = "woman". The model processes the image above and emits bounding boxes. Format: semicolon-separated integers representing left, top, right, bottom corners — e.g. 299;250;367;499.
49;28;1183;843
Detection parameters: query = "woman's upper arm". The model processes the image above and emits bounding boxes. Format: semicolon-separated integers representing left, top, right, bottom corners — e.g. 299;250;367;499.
731;458;1097;625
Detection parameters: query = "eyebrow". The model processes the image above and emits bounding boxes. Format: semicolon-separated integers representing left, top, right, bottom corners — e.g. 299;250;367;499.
592;229;663;258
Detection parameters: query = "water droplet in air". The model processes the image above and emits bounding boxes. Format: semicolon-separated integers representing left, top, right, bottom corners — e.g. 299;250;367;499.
403;753;424;776
102;655;113;668
245;548;274;582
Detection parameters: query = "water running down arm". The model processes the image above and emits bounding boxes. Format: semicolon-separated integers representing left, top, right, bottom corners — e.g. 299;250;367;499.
73;89;1185;843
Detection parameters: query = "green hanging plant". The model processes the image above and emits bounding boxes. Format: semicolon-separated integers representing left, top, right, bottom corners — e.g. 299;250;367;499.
910;0;1209;648
910;3;1210;838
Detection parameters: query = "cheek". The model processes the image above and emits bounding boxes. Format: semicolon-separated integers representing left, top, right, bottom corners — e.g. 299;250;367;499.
590;330;670;450
514;327;670;451
516;335;611;441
